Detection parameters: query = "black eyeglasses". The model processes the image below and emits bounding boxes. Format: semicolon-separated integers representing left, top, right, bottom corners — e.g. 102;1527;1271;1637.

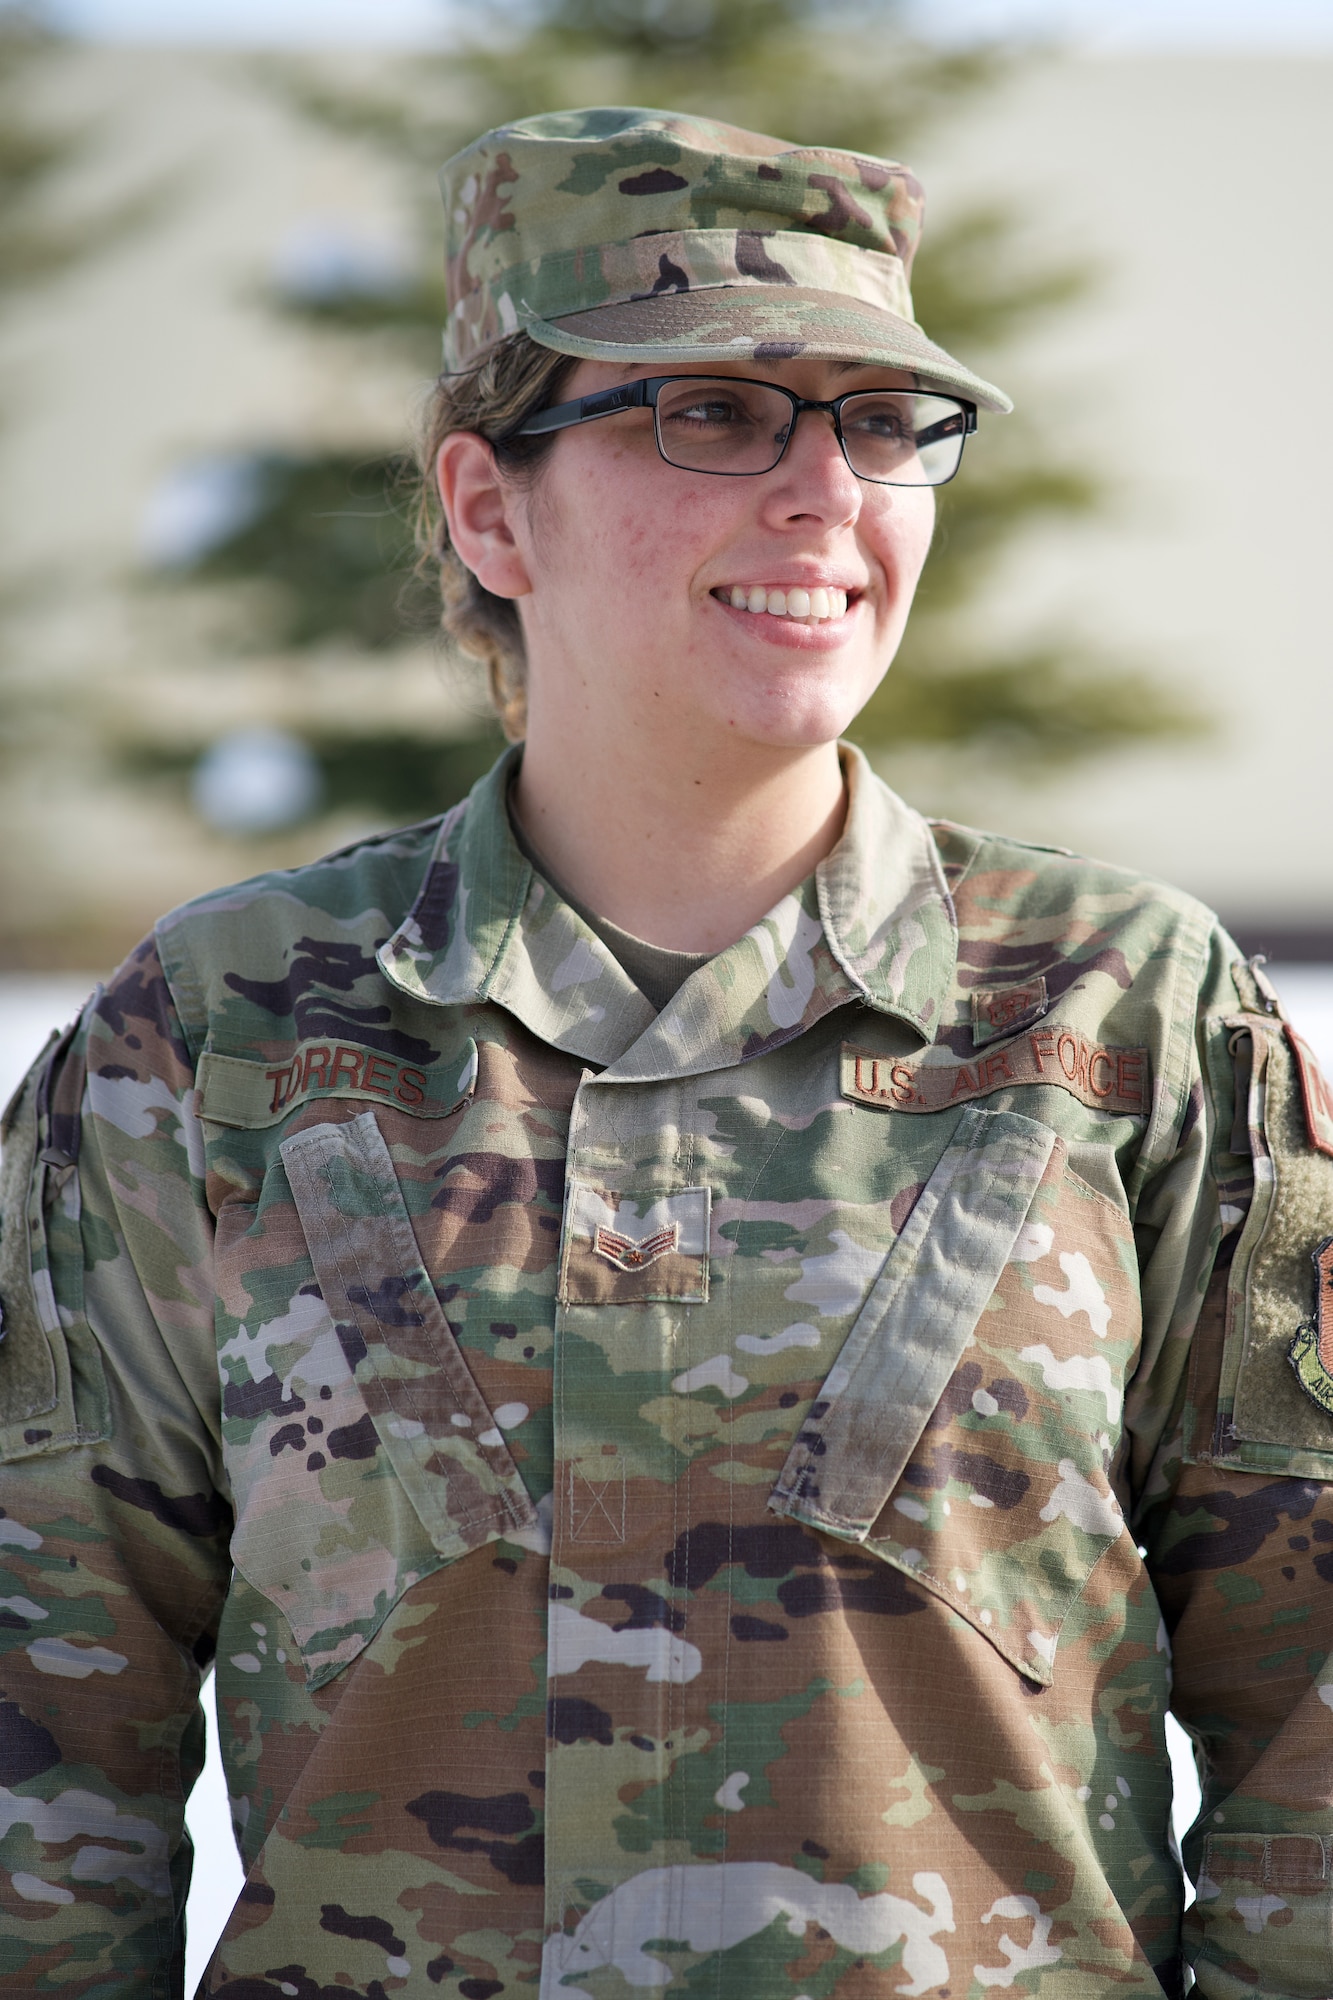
508;374;976;487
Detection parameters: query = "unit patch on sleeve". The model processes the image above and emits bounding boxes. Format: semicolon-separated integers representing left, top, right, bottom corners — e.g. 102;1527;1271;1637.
842;1028;1150;1119
1289;1237;1333;1417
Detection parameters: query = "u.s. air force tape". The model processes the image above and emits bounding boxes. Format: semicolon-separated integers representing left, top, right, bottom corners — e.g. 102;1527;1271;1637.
841;1026;1151;1118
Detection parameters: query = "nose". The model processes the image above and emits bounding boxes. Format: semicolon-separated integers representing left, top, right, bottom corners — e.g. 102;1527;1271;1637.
763;403;861;526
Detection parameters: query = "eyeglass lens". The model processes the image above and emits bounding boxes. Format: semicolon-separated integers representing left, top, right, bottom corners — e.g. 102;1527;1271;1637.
651;379;968;486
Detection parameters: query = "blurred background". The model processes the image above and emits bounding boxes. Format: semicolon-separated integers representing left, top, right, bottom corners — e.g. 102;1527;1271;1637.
2;0;1332;984
0;0;1329;1985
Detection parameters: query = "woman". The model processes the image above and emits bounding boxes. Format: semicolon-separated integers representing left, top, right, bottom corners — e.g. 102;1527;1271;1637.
2;106;1331;2000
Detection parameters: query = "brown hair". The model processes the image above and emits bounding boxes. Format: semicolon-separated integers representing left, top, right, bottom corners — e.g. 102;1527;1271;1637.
415;332;577;741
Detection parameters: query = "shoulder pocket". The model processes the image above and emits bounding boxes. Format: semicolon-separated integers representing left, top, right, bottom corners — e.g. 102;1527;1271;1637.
0;1027;109;1460
223;1109;536;1687
1208;1019;1333;1478
771;1105;1141;1684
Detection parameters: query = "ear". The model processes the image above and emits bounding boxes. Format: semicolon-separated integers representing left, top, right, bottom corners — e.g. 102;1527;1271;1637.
435;432;533;599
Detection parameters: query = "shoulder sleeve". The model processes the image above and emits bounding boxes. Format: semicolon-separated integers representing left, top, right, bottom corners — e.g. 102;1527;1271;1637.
1133;943;1333;2000
0;936;231;1995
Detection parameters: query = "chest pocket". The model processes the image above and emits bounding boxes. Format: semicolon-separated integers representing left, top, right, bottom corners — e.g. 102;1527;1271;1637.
223;1110;535;1687
770;1104;1140;1684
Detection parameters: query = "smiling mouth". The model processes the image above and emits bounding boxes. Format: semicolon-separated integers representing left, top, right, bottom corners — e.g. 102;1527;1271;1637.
711;585;853;624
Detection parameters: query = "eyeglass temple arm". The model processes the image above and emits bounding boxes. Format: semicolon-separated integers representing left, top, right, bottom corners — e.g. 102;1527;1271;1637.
911;405;977;447
512;378;652;438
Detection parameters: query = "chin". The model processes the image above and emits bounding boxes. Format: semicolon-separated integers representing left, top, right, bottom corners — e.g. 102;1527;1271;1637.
723;702;867;755
734;669;888;750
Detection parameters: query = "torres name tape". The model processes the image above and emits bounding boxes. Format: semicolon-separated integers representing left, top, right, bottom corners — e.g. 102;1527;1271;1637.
197;1038;476;1128
842;1026;1151;1118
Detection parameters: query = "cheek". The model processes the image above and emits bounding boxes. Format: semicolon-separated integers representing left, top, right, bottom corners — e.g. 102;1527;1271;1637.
864;492;935;618
898;492;937;576
546;442;730;597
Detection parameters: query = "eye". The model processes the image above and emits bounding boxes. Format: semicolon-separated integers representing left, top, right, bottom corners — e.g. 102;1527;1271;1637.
662;393;753;431
844;403;912;444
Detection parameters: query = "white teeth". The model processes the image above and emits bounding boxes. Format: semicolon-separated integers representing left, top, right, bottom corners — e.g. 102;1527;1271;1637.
723;585;852;622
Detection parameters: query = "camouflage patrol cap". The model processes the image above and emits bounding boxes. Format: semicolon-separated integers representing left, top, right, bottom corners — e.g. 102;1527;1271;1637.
439;105;1012;413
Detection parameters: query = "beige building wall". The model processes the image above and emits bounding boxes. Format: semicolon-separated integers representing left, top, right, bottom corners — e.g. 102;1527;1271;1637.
905;53;1333;941
0;45;1329;965
0;44;457;964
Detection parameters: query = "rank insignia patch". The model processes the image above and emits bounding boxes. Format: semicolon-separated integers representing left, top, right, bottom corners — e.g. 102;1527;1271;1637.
1289;1236;1333;1417
559;1183;710;1305
593;1222;680;1271
971;976;1048;1046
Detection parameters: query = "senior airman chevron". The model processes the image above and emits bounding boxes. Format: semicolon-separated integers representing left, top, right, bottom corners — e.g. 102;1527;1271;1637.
841;1027;1151;1117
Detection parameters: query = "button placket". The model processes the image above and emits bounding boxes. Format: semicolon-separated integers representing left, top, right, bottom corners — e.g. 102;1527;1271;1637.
546;1071;707;1972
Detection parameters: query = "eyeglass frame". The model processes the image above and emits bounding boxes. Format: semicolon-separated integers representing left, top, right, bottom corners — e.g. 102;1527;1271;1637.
504;373;978;487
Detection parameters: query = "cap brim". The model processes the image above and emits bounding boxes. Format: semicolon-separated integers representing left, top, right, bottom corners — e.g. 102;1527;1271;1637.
528;285;1012;414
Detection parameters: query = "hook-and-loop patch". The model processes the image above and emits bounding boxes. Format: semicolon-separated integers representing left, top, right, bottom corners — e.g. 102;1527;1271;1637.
560;1184;709;1305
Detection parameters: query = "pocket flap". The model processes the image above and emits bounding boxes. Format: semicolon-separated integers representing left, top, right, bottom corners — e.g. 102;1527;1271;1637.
280;1111;536;1554
226;1111;540;1683
1210;1020;1333;1476
771;1106;1057;1532
0;1024;109;1460
1187;1832;1333;1999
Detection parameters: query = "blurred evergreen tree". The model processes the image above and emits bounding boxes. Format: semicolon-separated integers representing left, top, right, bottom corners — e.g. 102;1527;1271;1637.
0;5;118;296
146;0;1200;828
0;3;164;745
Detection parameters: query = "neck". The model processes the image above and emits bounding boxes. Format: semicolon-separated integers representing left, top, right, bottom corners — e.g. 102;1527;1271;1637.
512;722;847;955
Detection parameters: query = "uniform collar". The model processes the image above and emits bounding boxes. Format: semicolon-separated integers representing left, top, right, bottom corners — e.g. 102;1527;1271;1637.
378;743;956;1077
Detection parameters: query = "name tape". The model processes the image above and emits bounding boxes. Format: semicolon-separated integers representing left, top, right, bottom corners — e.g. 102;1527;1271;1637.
842;1026;1151;1119
198;1039;475;1129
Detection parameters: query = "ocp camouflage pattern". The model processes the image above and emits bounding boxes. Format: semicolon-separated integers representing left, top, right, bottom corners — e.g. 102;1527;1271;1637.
2;744;1332;1998
438;108;1011;411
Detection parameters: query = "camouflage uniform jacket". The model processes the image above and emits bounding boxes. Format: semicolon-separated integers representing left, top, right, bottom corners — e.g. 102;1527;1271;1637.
3;744;1333;2000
